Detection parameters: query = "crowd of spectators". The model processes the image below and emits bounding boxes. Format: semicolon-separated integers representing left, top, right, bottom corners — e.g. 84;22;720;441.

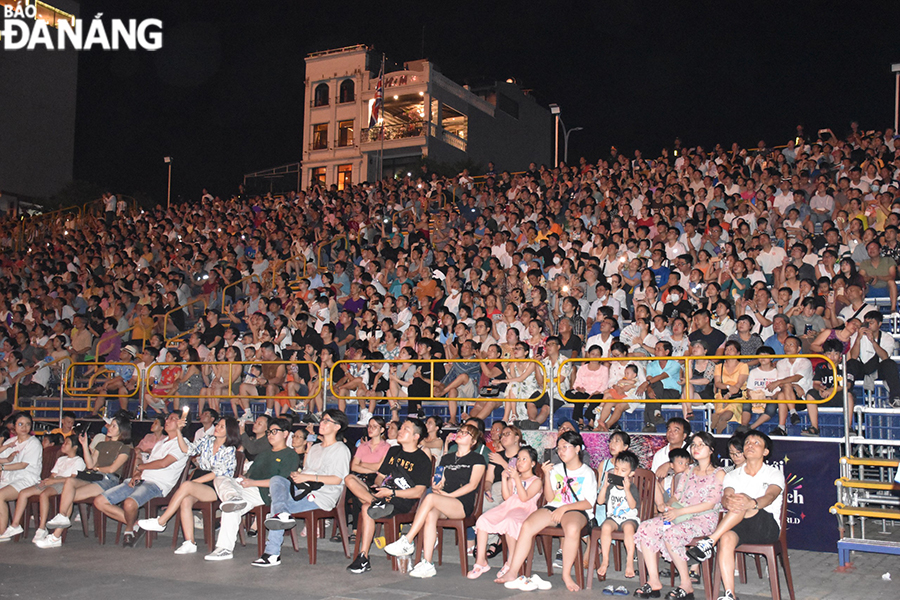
2;122;899;438
2;122;899;598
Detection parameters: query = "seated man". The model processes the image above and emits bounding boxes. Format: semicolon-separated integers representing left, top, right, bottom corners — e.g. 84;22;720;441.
88;345;139;417
767;336;812;436
93;412;188;547
254;409;351;567
433;339;481;426
638;341;683;432
687;430;784;600
204;416;300;561
344;418;431;574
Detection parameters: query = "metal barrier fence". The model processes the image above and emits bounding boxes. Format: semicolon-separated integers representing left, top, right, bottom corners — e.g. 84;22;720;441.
64;362;141;398
329;358;547;402
145;360;322;402
556;353;838;405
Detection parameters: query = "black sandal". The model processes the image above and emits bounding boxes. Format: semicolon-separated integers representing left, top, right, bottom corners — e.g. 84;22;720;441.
633;584;661;599
664;588;694;600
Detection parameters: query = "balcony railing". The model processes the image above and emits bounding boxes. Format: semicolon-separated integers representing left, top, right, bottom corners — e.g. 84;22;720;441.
362;121;428;143
442;130;467;152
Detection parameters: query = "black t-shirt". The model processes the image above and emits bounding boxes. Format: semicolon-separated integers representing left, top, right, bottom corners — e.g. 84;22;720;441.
663;300;693;320
813;361;835;388
689;327;727;354
203;323;225;349
439;450;483;514
560;334;583;356
378;446;432;493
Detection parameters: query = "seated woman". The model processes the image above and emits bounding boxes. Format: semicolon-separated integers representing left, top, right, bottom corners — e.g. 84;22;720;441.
0;433;85;541
710;341;749;434
567;345;609;429
595;343;645;431
467;445;542;579
0;413;43;536
496;430;598;592
467;344;506;422
633;431;725;600
40;415;132;548
420;415;445;461
383;423;487;579
495;343;543;425
136;415;166;458
346;417;390;541
137;416;241;554
387;347;419;423
200;345;242;415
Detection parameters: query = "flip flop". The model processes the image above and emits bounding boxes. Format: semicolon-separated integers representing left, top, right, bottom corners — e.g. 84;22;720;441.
467;563;491;579
613;586;629;596
602;585;615;595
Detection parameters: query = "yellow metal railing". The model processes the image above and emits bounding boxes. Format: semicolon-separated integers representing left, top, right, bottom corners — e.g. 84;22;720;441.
555;354;838;405
12;355;72;412
145;360;322;401
162;296;208;342
316;234;348;273
220;274;257;313
64;362;141;398
329;358;546;402
269;251;313;290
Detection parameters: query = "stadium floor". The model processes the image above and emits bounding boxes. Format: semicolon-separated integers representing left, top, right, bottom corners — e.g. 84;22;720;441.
1;518;896;600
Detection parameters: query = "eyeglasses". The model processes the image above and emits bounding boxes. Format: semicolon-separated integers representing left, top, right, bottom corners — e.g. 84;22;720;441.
266;428;284;435
456;430;472;438
556;443;574;452
501;431;516;437
320;418;338;426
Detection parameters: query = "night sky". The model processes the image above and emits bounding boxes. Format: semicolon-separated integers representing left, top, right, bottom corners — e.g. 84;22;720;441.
74;0;900;203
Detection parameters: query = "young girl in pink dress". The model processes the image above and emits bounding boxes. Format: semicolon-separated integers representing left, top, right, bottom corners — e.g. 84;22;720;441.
466;446;542;580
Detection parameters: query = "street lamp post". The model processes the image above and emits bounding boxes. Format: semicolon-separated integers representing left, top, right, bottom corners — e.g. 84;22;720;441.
563;125;584;164
549;104;560;166
164;156;172;209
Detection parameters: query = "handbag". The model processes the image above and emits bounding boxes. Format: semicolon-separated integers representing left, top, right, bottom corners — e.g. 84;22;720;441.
290;480;324;501
75;470;105;482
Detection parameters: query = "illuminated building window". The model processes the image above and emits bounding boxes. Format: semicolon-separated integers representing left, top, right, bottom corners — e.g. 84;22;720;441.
312;124;328;150
338;120;354;147
337;165;353;190
311;167;326;186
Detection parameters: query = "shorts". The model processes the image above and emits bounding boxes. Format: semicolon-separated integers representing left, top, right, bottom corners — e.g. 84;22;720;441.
256;385;267;396
95;473;122;491
457;379;476;399
731;508;780;546
102;479;164;508
600;517;639;532
46;482;66;494
537;506;591;527
807;388;842;409
529;392;550;410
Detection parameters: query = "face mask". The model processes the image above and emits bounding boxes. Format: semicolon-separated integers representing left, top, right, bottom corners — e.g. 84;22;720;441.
553;256;561;265
670;294;681;303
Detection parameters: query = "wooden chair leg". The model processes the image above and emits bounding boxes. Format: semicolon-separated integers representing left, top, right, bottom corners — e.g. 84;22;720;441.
613;539;622;572
172;512;182;549
337;509;351;559
586;534;599;590
765;550;780;600
256;506;266;557
542;535;554;575
436;526;444;566
737;553;747;584
306;516;317;564
780;547;796;600
754;554;763;579
79;504;91;537
456;525;468;576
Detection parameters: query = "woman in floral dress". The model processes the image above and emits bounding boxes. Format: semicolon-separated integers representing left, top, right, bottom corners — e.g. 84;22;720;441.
633;431;725;600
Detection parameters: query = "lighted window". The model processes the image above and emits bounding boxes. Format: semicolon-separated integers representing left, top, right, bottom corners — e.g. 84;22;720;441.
312;124;328;150
338;121;354;147
314;83;330;107
339;80;355;103
311;167;326;186
337;165;353;190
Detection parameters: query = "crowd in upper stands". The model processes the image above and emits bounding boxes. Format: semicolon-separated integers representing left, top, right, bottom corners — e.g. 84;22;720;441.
2;121;898;599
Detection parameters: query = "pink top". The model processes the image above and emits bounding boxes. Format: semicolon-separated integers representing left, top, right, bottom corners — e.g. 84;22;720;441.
354;439;390;465
573;364;609;394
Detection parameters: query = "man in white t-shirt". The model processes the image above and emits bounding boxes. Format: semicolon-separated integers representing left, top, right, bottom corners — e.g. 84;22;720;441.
94;412;187;547
193;408;218;442
650;417;691;477
687;431;784;600
769;336;812;436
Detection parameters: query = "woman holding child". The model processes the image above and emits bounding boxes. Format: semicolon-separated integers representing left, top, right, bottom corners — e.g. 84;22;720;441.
633;431;725;600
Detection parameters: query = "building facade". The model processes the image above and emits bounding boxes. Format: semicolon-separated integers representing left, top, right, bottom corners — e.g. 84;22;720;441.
301;45;552;189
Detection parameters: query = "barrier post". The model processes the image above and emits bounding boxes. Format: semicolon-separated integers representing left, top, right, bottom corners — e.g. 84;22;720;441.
842;355;851;459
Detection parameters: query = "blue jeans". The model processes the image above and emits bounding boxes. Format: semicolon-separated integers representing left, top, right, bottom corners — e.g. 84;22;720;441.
265;476;320;556
102;479;163;508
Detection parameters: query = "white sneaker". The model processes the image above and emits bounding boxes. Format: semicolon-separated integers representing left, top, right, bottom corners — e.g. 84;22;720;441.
220;498;247;513
204;547;234;561
264;512;296;530
409;560;437;578
193;514;204;529
240;410;254;424
137;517;166;532
384;534;415;557
47;514;71;529
35;534;62;549
174;541;198;555
264;409;273;417
357;410;372;426
32;528;48;543
0;525;23;540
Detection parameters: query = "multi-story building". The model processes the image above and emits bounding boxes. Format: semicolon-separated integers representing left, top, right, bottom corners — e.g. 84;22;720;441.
301;44;552;189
